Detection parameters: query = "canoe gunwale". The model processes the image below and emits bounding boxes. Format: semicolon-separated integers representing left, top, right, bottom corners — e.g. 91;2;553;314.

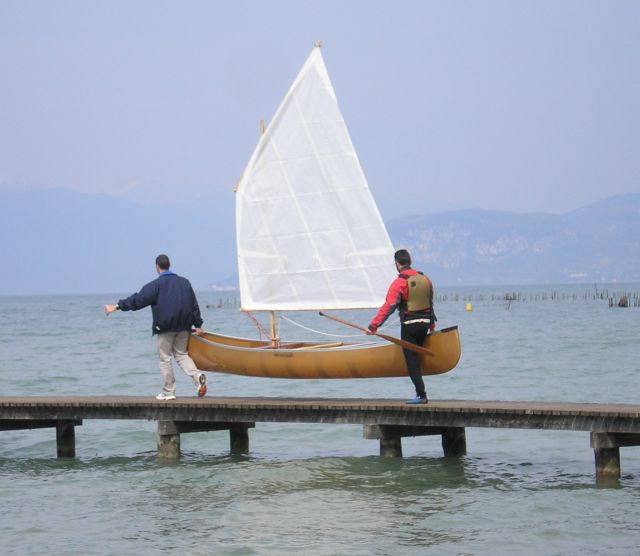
191;333;383;354
190;324;460;354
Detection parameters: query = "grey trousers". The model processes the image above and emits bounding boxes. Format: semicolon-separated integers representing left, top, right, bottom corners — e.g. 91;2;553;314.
157;331;200;395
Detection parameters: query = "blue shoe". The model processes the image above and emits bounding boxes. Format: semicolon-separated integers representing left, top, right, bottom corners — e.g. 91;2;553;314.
406;396;427;405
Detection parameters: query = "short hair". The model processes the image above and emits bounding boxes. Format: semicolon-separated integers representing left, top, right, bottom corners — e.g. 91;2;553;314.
394;249;411;267
156;254;171;270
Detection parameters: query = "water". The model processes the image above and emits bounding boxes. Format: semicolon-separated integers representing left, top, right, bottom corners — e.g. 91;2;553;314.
1;284;639;555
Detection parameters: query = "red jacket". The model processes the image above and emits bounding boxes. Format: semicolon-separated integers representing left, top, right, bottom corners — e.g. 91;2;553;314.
368;268;435;332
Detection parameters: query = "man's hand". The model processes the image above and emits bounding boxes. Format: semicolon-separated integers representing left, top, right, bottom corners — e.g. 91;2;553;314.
366;324;376;336
104;304;118;316
193;327;205;337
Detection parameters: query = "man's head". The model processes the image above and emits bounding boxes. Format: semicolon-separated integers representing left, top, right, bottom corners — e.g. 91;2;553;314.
156;254;171;272
394;249;411;270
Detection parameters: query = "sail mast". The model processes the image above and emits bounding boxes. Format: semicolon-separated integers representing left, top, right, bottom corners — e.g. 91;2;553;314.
255;118;280;348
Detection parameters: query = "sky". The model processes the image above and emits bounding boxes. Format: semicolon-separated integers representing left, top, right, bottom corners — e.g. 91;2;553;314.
0;0;638;221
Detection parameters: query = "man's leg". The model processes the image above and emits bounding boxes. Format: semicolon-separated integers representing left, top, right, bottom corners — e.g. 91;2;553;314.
172;331;206;395
157;332;177;395
401;323;428;400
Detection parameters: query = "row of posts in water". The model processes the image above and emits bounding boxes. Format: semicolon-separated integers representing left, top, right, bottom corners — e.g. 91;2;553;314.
437;289;639;307
207;288;639;309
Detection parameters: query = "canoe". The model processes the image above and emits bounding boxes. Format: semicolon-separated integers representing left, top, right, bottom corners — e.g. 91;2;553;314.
188;326;460;379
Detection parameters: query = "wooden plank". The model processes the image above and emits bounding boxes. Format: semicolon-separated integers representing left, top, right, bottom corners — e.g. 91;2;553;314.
157;420;255;435
0;419;82;431
363;424;449;439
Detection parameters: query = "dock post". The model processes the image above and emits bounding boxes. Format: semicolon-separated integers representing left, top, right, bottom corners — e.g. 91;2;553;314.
363;425;403;457
380;435;403;457
157;421;181;459
229;425;250;454
56;420;77;458
594;447;620;480
591;432;623;480
442;427;467;457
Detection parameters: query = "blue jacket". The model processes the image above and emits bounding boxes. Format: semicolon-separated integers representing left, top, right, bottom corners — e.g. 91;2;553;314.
117;271;203;335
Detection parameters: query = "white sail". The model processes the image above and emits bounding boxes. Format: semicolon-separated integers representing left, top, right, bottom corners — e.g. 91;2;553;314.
235;45;395;312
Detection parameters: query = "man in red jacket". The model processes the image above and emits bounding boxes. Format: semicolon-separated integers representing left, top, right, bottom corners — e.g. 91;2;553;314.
368;249;436;404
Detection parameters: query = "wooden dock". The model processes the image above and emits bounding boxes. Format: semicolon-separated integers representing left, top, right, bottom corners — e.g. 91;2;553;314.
2;396;640;480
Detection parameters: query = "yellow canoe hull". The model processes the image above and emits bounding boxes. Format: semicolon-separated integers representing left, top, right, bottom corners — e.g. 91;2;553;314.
188;326;461;379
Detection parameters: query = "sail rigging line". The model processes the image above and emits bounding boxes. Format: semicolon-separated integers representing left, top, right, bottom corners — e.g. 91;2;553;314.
242;310;270;341
279;314;362;337
279;313;394;338
319;311;435;356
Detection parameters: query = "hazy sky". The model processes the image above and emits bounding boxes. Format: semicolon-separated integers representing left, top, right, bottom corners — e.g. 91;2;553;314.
1;0;638;219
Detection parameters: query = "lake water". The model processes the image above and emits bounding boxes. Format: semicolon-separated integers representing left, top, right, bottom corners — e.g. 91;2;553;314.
1;284;639;555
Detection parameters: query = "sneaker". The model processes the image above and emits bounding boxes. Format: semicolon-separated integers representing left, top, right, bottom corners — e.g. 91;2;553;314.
156;392;176;401
197;373;207;397
406;396;428;405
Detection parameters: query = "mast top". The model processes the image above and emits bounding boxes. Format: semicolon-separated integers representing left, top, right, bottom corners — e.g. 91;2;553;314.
314;40;322;48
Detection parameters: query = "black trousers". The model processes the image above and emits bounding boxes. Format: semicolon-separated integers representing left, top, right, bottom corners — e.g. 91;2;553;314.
400;321;430;398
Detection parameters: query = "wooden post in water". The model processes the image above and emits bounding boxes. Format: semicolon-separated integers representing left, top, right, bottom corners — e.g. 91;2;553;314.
442;427;467;457
591;432;621;479
380;435;403;457
590;432;640;480
157;433;180;459
363;424;403;457
594;448;620;480
56;420;77;458
230;425;250;454
157;420;181;459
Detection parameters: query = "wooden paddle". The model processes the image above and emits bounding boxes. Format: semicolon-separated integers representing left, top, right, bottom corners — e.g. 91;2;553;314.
318;312;434;356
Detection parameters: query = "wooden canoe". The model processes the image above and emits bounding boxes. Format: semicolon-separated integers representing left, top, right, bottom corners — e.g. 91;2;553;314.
188;326;461;379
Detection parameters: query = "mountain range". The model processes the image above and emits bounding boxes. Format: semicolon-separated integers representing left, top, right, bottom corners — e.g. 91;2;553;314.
1;189;638;295
388;193;640;285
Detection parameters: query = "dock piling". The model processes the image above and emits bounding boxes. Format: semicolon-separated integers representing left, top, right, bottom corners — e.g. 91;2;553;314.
380;436;403;457
229;425;251;454
56;420;78;458
590;432;640;480
157;430;181;459
594;447;621;480
441;427;467;457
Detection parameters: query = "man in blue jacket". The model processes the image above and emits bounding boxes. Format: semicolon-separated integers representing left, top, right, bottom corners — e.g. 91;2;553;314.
104;254;207;400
